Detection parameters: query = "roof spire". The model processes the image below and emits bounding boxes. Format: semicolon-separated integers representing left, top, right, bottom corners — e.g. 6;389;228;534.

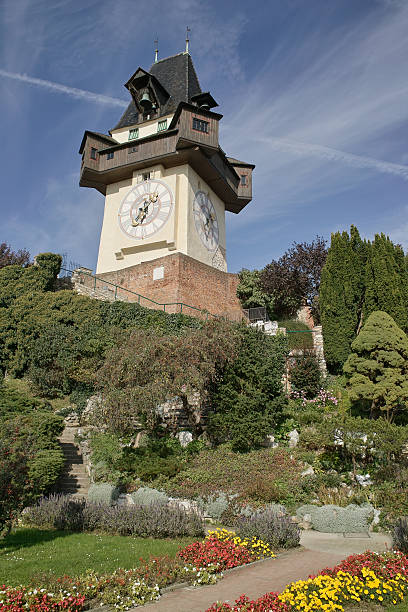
185;26;190;53
154;37;158;63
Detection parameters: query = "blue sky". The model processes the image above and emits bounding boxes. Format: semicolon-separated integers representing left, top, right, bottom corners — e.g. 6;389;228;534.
1;0;407;273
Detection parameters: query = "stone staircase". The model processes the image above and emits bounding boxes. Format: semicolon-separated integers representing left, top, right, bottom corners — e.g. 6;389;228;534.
56;426;90;499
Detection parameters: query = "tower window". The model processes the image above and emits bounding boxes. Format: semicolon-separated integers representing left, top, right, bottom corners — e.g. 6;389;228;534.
157;119;167;132
90;147;98;160
128;145;138;154
143;172;151;181
128;128;139;140
192;118;209;133
240;174;247;186
107;151;114;160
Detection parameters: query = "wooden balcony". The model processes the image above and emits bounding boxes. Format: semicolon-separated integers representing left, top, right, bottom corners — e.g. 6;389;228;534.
79;108;253;212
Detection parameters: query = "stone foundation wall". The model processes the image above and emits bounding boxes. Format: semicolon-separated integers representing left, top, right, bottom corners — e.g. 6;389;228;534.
73;253;245;319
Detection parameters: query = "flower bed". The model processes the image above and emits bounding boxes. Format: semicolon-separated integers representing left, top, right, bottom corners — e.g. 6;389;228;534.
0;530;275;611
205;550;408;611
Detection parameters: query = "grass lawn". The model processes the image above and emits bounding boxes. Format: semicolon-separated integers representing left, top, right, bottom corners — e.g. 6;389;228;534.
1;528;194;585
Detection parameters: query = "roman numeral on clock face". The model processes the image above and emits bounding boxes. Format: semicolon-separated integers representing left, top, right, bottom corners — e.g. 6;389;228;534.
118;178;174;239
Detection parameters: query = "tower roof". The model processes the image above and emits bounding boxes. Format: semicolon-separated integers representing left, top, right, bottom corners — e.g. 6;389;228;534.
112;52;202;131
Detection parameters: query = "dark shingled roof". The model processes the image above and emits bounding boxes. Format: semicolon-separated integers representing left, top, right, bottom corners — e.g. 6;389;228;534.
112;52;202;131
227;156;256;168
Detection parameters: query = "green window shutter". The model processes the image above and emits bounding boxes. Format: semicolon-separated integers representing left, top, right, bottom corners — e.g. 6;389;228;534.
128;128;139;140
157;119;167;132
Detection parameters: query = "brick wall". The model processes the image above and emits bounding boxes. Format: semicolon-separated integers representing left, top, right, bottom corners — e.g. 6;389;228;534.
95;253;244;319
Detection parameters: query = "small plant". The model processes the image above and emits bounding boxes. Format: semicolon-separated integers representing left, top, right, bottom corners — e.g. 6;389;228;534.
87;483;120;505
197;492;229;519
130;487;168;506
233;508;300;549
393;517;408;554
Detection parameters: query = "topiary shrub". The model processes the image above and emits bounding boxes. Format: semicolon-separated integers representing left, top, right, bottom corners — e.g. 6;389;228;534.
130;487;168;506
393;517;408;553
234;507;300;549
297;503;374;533
87;483;120;505
28;449;65;493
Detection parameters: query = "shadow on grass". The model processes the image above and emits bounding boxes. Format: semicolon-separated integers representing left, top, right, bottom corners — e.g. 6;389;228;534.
0;528;72;554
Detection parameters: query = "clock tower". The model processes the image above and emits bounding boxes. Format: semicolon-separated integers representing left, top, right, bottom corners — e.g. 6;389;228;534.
79;49;254;317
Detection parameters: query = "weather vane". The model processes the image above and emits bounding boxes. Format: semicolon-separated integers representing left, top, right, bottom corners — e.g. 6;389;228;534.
154;37;159;63
185;26;190;53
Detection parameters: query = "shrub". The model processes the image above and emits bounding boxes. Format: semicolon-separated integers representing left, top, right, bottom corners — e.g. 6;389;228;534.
198;492;229;520
87;483;120;505
233;508;300;549
130;487;168;506
28;449;65;493
24;495;205;538
208;326;288;451
155;446;305;506
289;350;321;398
296;503;374;533
279;320;314;350
393;517;408;554
343;310;408;421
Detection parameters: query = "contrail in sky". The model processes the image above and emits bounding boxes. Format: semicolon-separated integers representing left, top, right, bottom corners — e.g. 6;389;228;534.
0;69;128;108
259;137;408;182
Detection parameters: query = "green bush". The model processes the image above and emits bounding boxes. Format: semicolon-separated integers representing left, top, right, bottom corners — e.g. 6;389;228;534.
289;350;321;398
28;449;65;493
88;483;120;505
279;319;314;350
208;325;288;451
0;383;49;418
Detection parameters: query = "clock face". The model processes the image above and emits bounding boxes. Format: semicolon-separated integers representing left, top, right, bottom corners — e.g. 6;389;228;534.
193;190;219;252
118;178;173;239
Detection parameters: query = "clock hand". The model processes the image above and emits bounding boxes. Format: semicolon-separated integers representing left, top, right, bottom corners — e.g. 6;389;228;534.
131;199;150;227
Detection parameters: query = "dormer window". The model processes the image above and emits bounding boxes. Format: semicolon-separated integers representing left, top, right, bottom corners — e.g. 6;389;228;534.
157;119;167;132
107;151;114;160
240;174;247;186
90;147;98;160
128;128;139;140
192;118;209;133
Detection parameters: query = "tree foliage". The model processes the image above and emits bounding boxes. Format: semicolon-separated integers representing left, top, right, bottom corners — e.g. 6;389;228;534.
208;326;288;451
96;320;239;436
320;227;408;373
236;269;273;317
343;311;408;421
0;242;30;269
319;226;367;373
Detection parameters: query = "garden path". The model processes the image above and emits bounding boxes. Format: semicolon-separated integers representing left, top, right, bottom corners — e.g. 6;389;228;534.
139;531;392;612
56;426;90;498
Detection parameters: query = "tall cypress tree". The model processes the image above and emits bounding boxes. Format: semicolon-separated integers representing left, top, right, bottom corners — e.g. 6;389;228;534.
363;234;408;331
319;226;366;372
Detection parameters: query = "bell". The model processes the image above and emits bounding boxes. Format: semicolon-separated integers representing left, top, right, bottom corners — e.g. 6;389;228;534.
140;92;152;110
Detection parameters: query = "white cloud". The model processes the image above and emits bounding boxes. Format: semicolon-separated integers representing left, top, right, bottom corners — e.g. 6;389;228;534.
0;70;128;108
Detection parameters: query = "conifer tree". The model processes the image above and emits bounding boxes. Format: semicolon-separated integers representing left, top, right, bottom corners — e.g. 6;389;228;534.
343;311;408;422
319;226;366;372
363;234;408;331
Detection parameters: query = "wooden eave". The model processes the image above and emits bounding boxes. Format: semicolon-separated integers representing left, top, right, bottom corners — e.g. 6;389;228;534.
79;131;118;154
97;128;179;154
168;102;223;130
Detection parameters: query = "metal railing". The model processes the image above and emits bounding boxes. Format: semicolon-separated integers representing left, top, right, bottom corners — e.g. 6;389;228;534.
62;267;230;321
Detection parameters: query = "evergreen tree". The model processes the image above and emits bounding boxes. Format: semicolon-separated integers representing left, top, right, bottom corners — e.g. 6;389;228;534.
319;226;366;372
363;234;408;331
343;311;408;422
